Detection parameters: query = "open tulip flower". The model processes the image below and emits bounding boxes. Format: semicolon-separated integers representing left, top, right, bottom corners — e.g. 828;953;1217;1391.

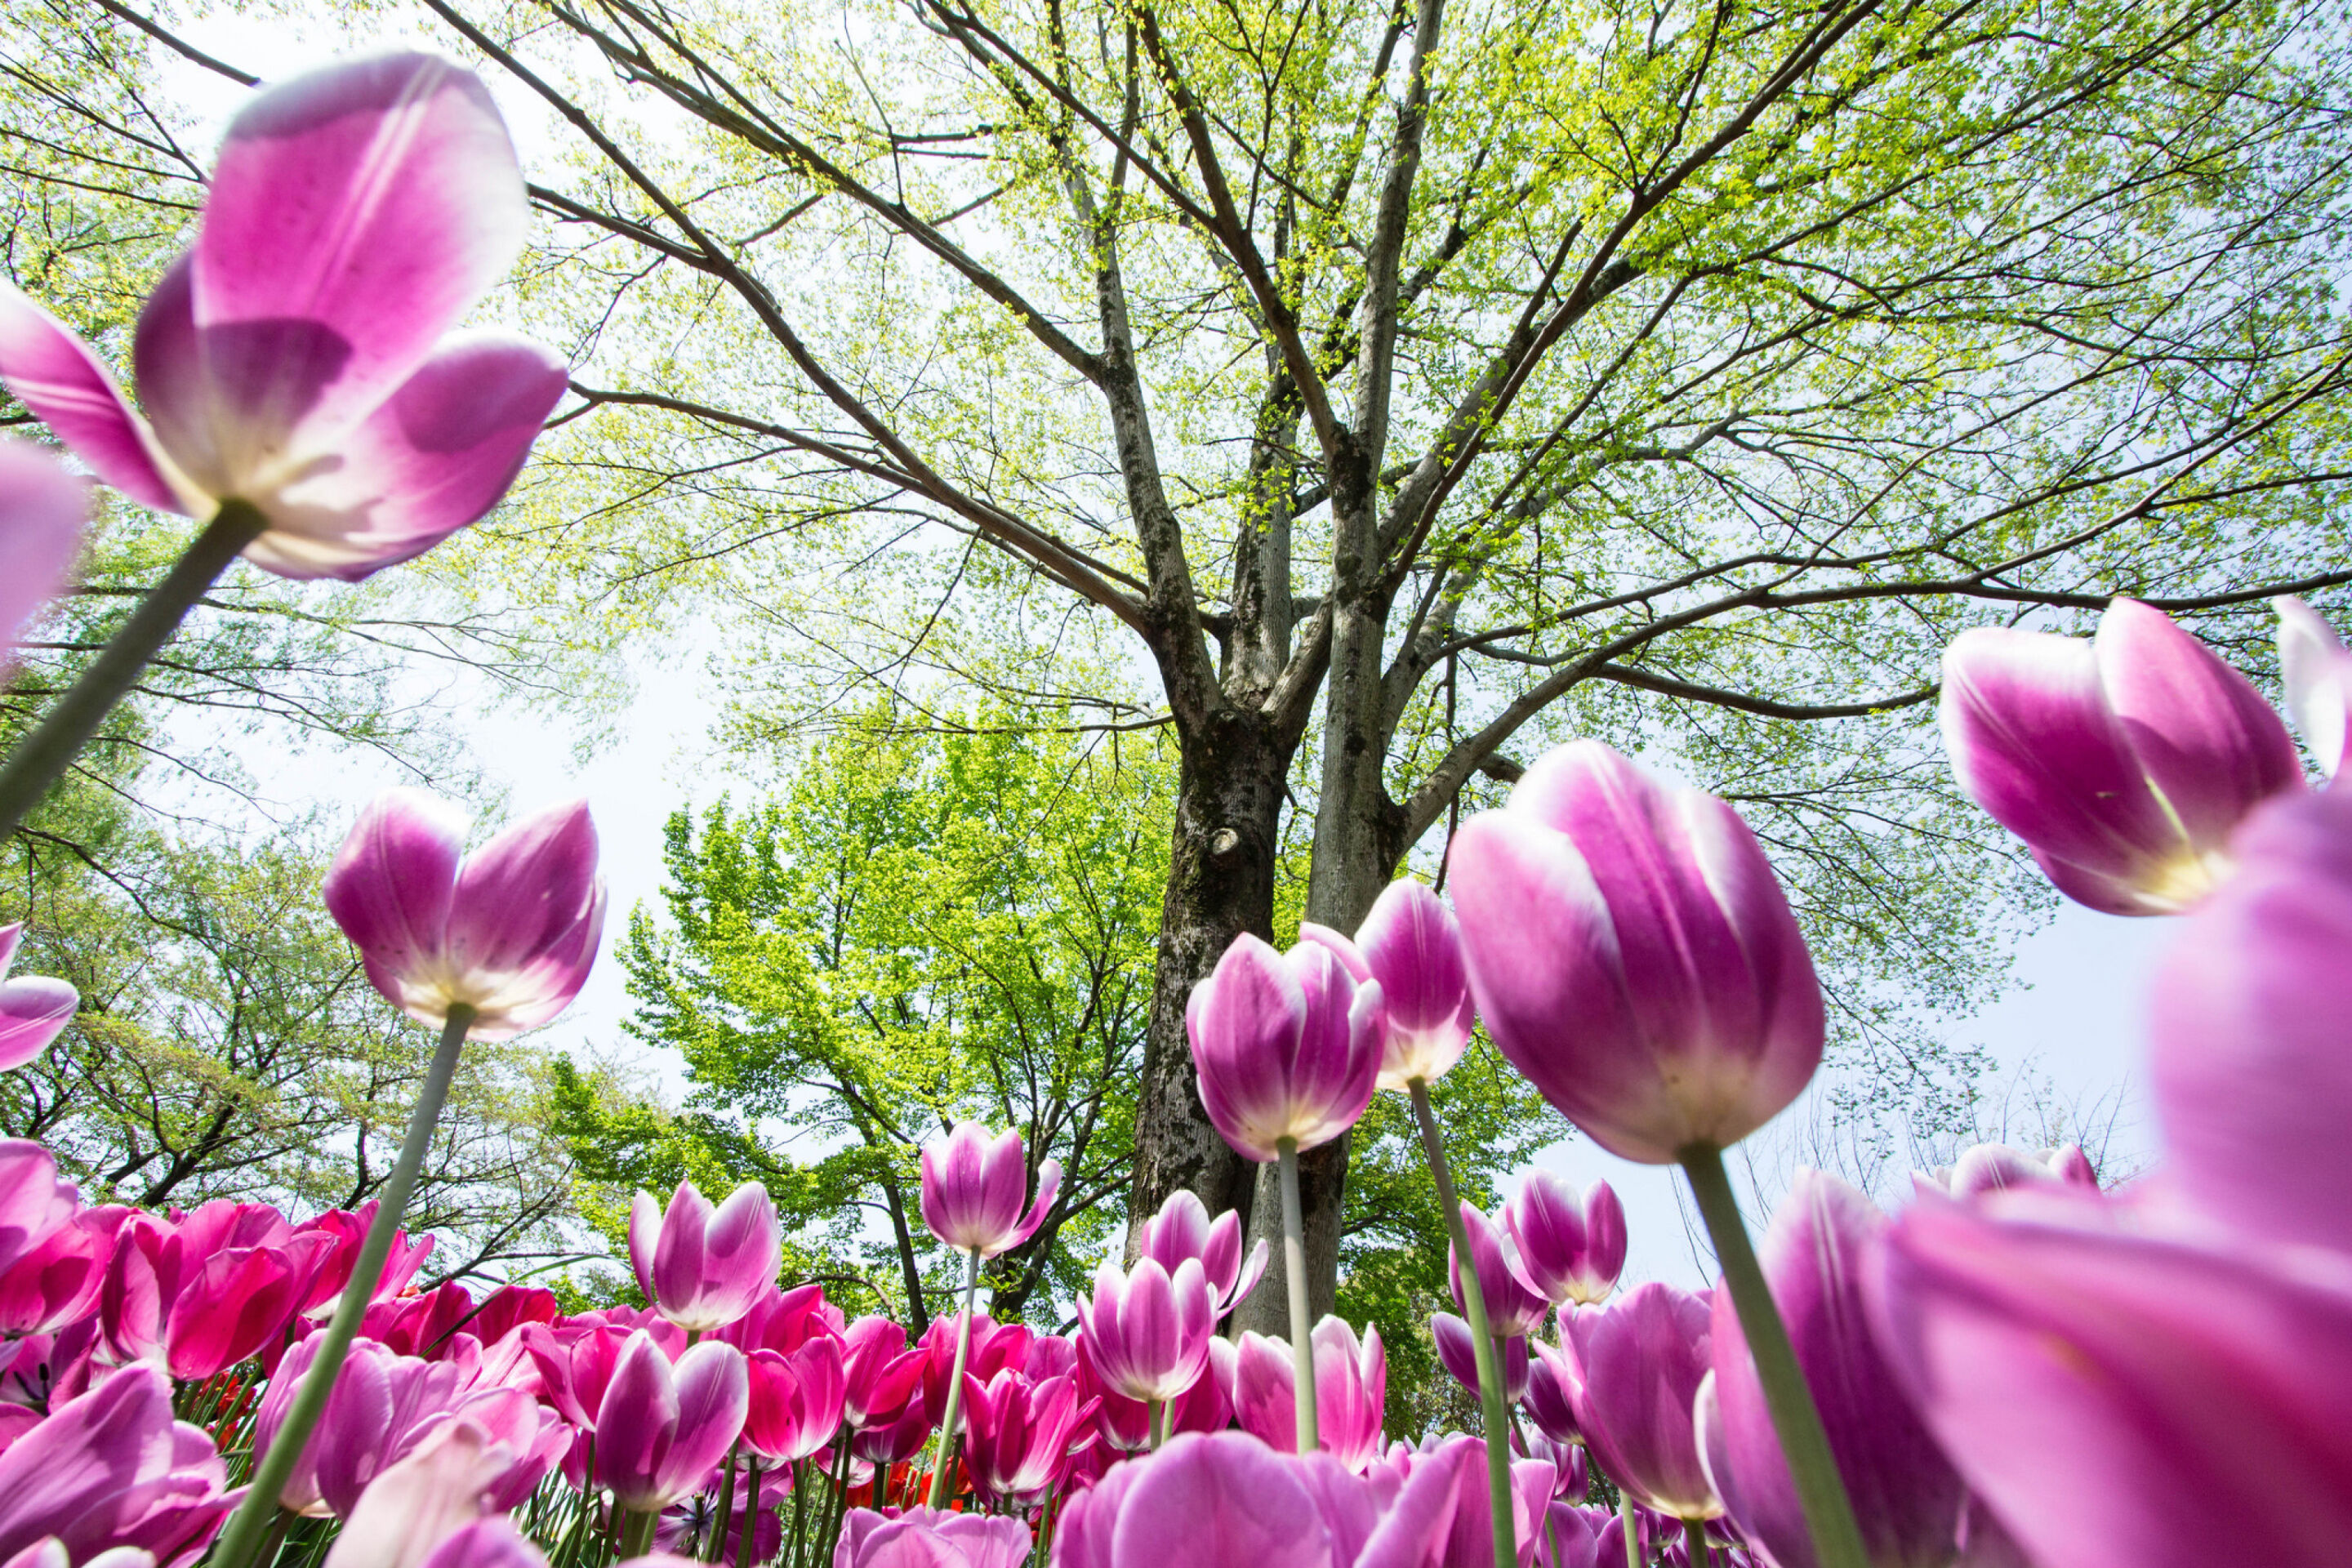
1231;1318;1386;1473
959;1368;1092;1504
0;928;76;1075
99;1208;332;1381
0;55;566;582
1563;1283;1721;1522
323;789;604;1040
0;442;87;673
1940;597;2305;915
1134;1190;1268;1321
0;1365;229;1564
630;1179;781;1333
1075;1256;1215;1405
1505;1174;1626;1307
919;1124;1060;1258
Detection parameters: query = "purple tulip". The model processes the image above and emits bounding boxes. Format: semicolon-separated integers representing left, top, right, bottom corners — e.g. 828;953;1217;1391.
629;1179;780;1332
319;1417;528;1568
323;789;604;1040
1135;1189;1270;1321
1698;1173;1967;1568
1053;1431;1409;1568
1521;1341;1581;1446
2149;783;2352;1254
2278;596;2352;780
1450;1200;1550;1338
919;1124;1060;1257
960;1368;1092;1504
595;1330;750;1512
1869;1187;2352;1568
1449;742;1824;1163
1563;1282;1719;1521
0;56;566;581
1505;1175;1626;1307
835;1506;1031;1568
1079;1331;1232;1452
1431;1312;1528;1405
921;1311;1032;1417
1076;1256;1215;1403
100;1209;332;1380
0;443;87;674
1186;933;1383;1161
1308;878;1475;1089
0;929;75;1076
0;1365;229;1563
1940;598;2303;915
1232;1318;1387;1473
0;1209;112;1338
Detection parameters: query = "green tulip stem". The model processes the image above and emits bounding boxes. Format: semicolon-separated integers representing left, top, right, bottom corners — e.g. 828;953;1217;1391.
1274;1138;1319;1450
209;1001;477;1568
1679;1144;1869;1568
1409;1079;1517;1568
619;1507;659;1557
1619;1491;1642;1568
0;499;265;843
1684;1517;1711;1567
927;1245;982;1508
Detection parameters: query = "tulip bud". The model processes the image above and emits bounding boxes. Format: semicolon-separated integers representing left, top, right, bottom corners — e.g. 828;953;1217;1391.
1186;934;1382;1162
1305;877;1475;1089
917;1125;1058;1258
1505;1174;1626;1306
1563;1282;1720;1521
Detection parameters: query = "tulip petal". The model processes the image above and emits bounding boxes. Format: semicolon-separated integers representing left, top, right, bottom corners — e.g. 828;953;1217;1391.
0;287;187;514
1001;1159;1059;1256
0;442;89;670
0;971;76;1076
1187;938;1309;1162
2277;595;2352;779
1109;1432;1336;1568
323;790;467;1011
657;1341;749;1502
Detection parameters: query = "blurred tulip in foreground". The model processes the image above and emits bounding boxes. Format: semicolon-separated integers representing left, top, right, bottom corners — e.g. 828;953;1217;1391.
0;443;85;673
2278;596;2352;781
630;1179;779;1333
0;1365;229;1564
833;1507;1030;1568
0;930;74;1076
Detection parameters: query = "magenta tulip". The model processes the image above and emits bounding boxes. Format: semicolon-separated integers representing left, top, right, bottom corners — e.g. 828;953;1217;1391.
0;930;74;1076
1187;934;1383;1162
0;1147;76;1286
1431;1313;1528;1405
1350;877;1476;1089
0;56;565;581
1940;598;2303;915
744;1337;846;1463
100;1210;330;1380
1450;1200;1549;1338
838;1316;924;1431
323;789;604;1039
0;1209;111;1338
834;1506;1031;1568
1076;1256;1215;1404
296;1200;436;1319
715;1282;840;1356
919;1124;1060;1257
1080;1330;1232;1451
629;1178;780;1332
1870;1187;2352;1568
1563;1282;1719;1520
0;443;87;675
921;1312;1033;1418
1232;1319;1387;1473
1699;1174;1967;1568
960;1368;1091;1504
1521;1341;1581;1446
1505;1175;1625;1307
0;1365;229;1563
1053;1432;1403;1568
1388;1436;1558;1568
2149;782;2352;1254
320;1417;525;1568
595;1331;750;1512
1449;742;1823;1163
1135;1190;1269;1321
2278;596;2352;779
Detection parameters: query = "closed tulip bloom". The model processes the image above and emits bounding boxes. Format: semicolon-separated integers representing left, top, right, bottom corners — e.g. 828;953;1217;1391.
0;56;567;581
1352;878;1476;1089
0;1365;229;1564
0;930;75;1076
1450;742;1824;1163
1135;1190;1269;1321
834;1507;1031;1568
595;1331;751;1512
920;1312;1034;1417
745;1336;846;1463
960;1369;1091;1504
1505;1175;1626;1307
1699;1174;1967;1568
2150;784;2352;1254
1232;1319;1386;1473
919;1124;1060;1257
323;790;604;1040
1431;1313;1528;1405
1940;599;2303;915
1187;935;1383;1161
0;443;87;675
715;1281;840;1356
1079;1332;1232;1451
1869;1188;2352;1568
1564;1283;1719;1520
1521;1342;1581;1446
1076;1256;1214;1404
1449;1200;1550;1338
837;1316;924;1431
629;1179;780;1333
2278;596;2352;780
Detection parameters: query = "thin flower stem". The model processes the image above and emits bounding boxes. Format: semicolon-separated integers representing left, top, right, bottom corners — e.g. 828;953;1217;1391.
1619;1491;1641;1568
1148;1398;1167;1450
1683;1517;1710;1568
707;1446;739;1562
0;499;266;842
207;1003;478;1568
927;1246;982;1508
1274;1138;1318;1451
620;1507;659;1557
738;1459;763;1568
1679;1144;1869;1568
1409;1080;1516;1568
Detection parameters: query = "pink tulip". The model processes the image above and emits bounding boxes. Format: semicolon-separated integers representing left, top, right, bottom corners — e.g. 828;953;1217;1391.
1563;1282;1719;1521
1521;1342;1580;1446
1870;1187;2352;1568
920;1311;1031;1421
1347;878;1476;1089
837;1316;924;1431
1187;934;1383;1162
0;1208;114;1337
323;789;604;1039
629;1179;780;1332
0;56;566;581
0;442;88;675
1450;742;1824;1163
2278;596;2352;780
100;1210;330;1380
919;1124;1060;1257
595;1331;749;1512
1384;1436;1558;1568
1135;1189;1269;1321
744;1337;845;1463
361;1282;483;1362
715;1282;840;1356
0;1147;76;1286
0;929;75;1075
2150;783;2352;1254
1698;1174;1967;1568
1054;1432;1374;1568
0;1365;229;1563
296;1200;437;1318
522;1321;644;1430
1940;598;2303;914
1915;1143;2100;1202
1450;1200;1549;1338
1504;1175;1625;1307
320;1416;520;1568
1080;1331;1232;1450
1431;1313;1527;1405
1076;1256;1215;1403
1232;1318;1386;1473
960;1368;1092;1504
834;1506;1031;1568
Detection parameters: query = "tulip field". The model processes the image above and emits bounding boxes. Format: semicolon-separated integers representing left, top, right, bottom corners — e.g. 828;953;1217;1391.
2;16;2351;1568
